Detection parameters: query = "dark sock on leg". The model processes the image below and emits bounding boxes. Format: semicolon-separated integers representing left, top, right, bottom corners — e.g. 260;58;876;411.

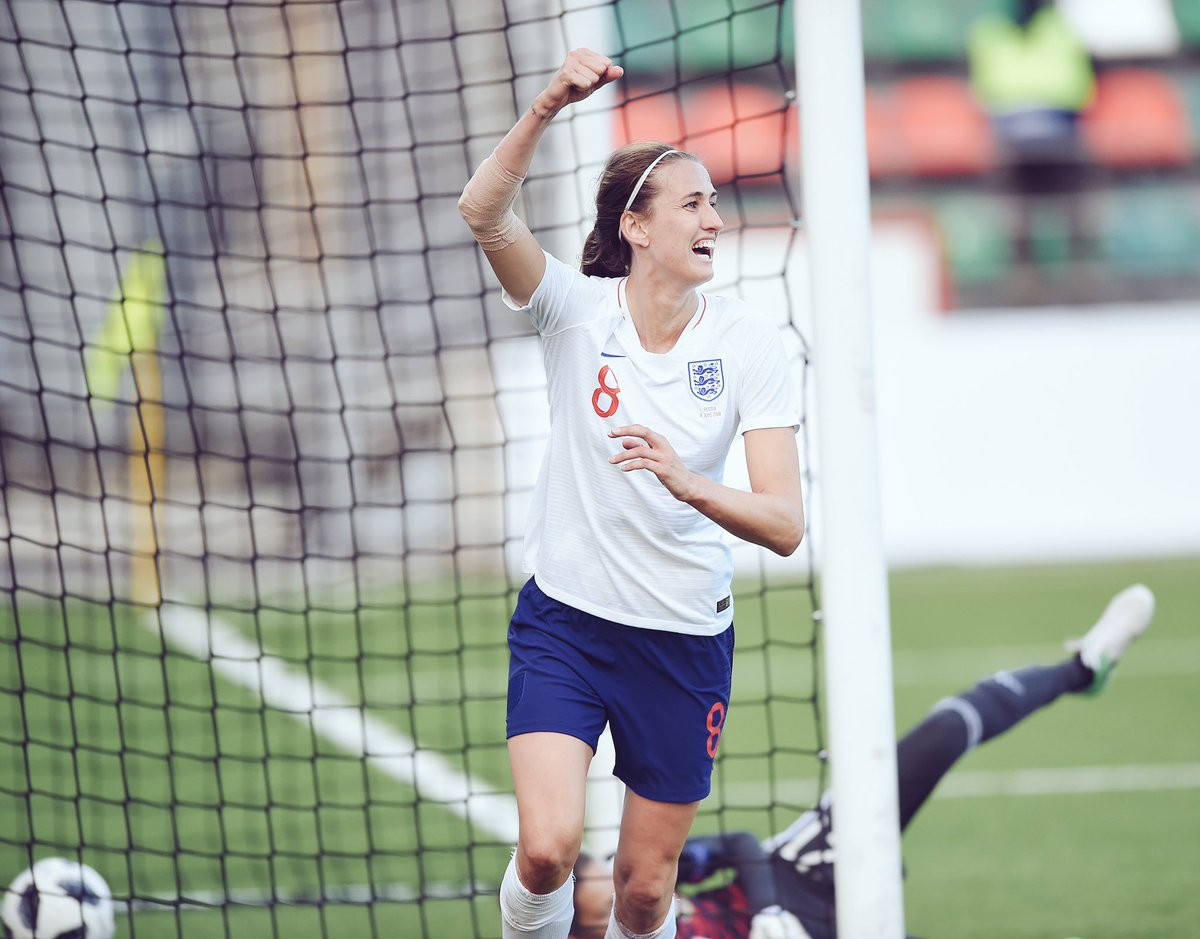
963;659;1093;743
897;659;1090;831
896;710;969;832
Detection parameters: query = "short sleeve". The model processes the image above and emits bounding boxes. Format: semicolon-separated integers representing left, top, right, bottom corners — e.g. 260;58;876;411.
501;251;611;336
737;317;800;434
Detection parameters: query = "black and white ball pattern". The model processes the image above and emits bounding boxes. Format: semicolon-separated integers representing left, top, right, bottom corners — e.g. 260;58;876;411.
1;858;115;939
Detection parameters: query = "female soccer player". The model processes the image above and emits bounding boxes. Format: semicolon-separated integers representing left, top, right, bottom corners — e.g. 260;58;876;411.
458;48;805;939
566;584;1156;939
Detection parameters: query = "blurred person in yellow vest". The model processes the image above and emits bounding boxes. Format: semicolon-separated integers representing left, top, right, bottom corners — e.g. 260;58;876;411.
969;0;1095;126
969;0;1096;288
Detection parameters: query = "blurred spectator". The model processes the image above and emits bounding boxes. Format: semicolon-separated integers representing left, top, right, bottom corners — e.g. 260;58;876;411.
968;0;1095;282
969;0;1095;164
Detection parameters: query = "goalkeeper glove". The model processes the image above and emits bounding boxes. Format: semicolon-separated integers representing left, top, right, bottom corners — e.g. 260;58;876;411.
748;906;811;939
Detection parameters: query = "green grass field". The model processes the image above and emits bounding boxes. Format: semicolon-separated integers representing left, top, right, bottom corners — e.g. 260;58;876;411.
891;559;1200;939
1;556;1197;938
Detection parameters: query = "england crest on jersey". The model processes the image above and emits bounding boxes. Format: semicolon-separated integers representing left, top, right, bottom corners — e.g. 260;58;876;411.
688;358;724;401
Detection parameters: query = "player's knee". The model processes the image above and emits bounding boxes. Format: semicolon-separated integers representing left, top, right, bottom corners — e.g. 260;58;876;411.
518;833;582;890
613;863;674;919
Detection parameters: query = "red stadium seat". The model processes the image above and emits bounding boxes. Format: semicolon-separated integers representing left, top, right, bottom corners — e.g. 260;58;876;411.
865;86;909;178
613;78;1005;184
890;77;998;177
612;83;794;186
613;90;684;148
682;83;791;185
1079;70;1191;169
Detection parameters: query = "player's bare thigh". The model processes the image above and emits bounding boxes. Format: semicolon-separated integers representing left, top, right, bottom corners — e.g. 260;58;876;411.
508;731;593;890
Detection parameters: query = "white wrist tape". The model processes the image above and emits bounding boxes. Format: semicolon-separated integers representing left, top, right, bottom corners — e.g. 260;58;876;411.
458;150;531;252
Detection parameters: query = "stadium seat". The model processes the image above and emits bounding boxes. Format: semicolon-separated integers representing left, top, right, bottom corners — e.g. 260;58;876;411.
1171;0;1200;48
861;0;954;61
865;86;909;178
611;83;794;186
1096;184;1200;277
891;77;998;177
1079;69;1191;169
676;2;789;72
617;0;792;75
932;192;1014;285
1027;202;1073;274
613;89;684;148
862;0;1018;62
1177;72;1200;154
683;83;791;184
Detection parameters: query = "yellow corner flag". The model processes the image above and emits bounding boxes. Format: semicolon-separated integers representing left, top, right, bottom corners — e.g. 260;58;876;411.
85;239;167;402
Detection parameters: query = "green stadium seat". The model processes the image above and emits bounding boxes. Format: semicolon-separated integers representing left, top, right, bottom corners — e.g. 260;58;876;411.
1027;203;1073;275
614;0;675;48
1171;0;1200;48
932;193;1014;285
1096;185;1200;277
862;0;1018;62
616;0;792;74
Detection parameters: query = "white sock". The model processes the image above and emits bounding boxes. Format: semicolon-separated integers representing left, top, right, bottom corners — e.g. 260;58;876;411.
604;899;677;939
499;853;575;939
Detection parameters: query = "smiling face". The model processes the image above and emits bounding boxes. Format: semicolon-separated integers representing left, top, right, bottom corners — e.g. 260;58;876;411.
623;158;723;288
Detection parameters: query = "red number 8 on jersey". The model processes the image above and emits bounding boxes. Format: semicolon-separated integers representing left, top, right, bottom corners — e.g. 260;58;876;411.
706;701;726;759
591;365;620;418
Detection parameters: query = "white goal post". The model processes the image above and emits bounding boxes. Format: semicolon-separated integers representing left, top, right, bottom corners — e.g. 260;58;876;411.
794;1;907;936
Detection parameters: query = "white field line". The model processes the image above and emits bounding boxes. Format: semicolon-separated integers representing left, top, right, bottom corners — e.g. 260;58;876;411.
154;604;520;845
123;880;488;912
718;761;1200;806
930;761;1200;797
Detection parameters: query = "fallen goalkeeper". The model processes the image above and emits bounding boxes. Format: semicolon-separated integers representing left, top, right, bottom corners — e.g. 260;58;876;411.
567;584;1154;939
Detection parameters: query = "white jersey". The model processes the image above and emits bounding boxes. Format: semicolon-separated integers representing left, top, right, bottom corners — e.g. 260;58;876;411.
505;252;799;636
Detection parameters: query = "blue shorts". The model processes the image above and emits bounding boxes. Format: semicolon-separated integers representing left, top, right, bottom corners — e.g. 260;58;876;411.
506;578;735;804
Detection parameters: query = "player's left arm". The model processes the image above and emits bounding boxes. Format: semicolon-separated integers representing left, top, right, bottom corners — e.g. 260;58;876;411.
608;424;804;556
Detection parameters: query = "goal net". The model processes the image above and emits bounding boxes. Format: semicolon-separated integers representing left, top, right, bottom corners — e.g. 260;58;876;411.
0;1;822;935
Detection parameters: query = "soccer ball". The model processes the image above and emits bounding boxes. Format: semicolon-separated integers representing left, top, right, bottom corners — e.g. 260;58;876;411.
1;857;116;939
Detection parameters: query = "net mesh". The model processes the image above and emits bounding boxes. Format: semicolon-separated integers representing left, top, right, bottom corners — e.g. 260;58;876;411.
0;1;822;936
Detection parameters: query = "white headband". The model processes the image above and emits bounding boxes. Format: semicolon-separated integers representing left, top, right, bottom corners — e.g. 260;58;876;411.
623;149;680;213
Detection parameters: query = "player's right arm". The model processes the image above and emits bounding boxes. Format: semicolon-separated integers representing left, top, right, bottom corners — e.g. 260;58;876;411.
458;48;623;306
